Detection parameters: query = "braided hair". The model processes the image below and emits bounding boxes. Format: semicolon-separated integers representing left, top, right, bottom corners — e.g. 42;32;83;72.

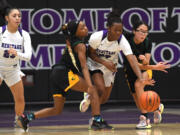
60;20;80;72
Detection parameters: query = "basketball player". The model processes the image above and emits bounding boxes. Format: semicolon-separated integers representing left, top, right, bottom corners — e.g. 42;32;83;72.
123;20;170;129
17;20;113;131
79;10;153;124
0;5;32;126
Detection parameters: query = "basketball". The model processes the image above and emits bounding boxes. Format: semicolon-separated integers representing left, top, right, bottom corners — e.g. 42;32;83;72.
140;90;160;112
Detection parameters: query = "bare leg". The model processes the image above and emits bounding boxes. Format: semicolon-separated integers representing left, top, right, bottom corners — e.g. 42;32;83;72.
34;96;65;119
91;73;105;102
100;86;113;104
134;72;149;113
91;73;113;104
10;80;25;116
71;76;101;116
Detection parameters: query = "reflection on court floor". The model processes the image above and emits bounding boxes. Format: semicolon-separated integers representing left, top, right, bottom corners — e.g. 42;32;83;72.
0;124;180;135
0;106;180;135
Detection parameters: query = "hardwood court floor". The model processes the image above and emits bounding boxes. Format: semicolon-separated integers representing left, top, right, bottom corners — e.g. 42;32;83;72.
0;105;180;135
0;123;180;135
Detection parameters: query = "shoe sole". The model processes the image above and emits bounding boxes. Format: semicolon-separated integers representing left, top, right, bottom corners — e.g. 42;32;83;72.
154;104;164;124
17;118;28;132
14;120;21;128
79;100;90;113
136;125;152;129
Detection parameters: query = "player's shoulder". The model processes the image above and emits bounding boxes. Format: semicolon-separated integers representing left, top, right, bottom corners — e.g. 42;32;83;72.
22;29;29;35
118;34;129;44
121;34;126;40
90;30;103;41
21;29;30;37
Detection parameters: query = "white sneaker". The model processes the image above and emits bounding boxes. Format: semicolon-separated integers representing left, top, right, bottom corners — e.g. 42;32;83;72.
136;115;152;129
79;99;90;112
79;93;90;112
154;103;164;124
89;117;93;126
14;115;20;128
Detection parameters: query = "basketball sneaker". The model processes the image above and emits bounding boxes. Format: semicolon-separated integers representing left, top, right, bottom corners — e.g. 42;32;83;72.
14;115;20;128
89;117;93;126
17;114;29;132
136;115;152;129
154;103;164;124
90;119;114;130
79;93;90;112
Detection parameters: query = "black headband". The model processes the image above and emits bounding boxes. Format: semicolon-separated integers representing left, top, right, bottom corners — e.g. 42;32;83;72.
67;20;80;36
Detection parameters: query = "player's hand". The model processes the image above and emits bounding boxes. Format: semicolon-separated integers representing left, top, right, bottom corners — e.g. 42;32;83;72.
8;46;17;56
139;55;148;65
155;62;171;73
104;61;117;72
139;55;146;60
138;78;155;86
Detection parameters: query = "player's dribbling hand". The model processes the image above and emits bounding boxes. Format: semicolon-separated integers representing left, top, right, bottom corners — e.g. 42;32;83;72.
8;46;17;56
104;61;117;72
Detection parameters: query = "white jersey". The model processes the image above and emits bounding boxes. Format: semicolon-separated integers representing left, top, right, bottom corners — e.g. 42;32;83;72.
0;26;32;70
87;30;133;74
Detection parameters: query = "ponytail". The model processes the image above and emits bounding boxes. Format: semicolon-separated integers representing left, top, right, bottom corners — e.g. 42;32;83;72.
0;0;20;26
0;0;12;25
61;23;70;40
61;23;80;73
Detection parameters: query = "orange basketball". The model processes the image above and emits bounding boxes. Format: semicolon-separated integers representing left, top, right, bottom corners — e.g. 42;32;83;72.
140;90;160;112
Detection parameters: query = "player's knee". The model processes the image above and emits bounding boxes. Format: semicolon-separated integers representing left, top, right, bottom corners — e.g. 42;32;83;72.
134;79;143;88
97;86;106;96
88;89;99;102
15;96;25;105
88;90;96;99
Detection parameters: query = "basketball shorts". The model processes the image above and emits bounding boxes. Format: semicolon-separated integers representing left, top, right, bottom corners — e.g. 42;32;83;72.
124;68;152;93
90;69;116;87
0;69;25;87
50;65;80;98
